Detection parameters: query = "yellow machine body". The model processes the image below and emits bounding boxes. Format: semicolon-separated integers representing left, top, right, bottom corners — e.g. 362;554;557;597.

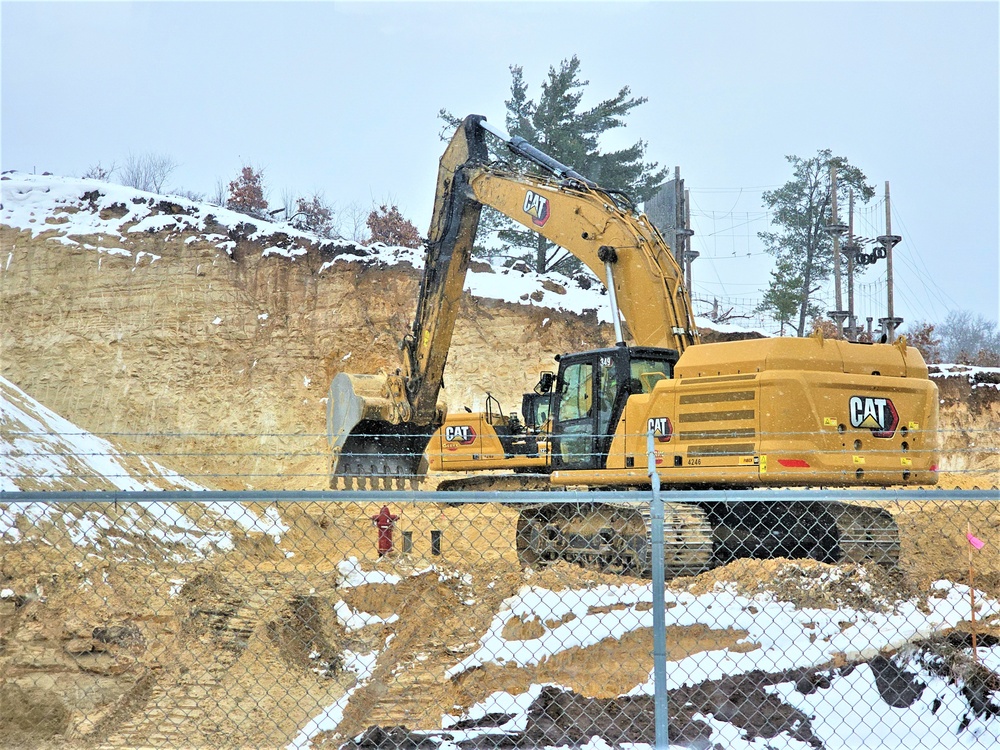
427;411;550;472
548;337;938;488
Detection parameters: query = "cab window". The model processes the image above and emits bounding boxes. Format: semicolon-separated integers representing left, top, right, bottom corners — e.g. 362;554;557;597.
597;356;619;429
558;362;593;421
631;359;670;393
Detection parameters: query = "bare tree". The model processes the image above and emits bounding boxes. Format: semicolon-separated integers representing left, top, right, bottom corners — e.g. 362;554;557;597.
211;177;228;207
120;152;177;193
82;161;116;181
337;200;371;243
937;310;1000;364
171;188;205;202
278;187;298;221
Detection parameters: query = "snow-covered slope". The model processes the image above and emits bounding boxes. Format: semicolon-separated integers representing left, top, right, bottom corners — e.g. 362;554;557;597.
1;375;202;493
1;172;612;318
0;375;284;555
1;171;761;334
930;363;1000;390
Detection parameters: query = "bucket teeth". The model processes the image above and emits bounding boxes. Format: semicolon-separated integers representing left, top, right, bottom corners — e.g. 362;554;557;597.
331;459;420;492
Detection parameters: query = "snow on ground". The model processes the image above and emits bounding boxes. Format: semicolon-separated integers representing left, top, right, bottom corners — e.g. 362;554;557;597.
2;172;768;336
334;598;399;632
447;580;1000;685
0;374;279;556
287;638;389;750
336;557;403;588
768;659;998;749
293;568;1000;749
0;172;361;261
930;363;1000;390
0;375;201;493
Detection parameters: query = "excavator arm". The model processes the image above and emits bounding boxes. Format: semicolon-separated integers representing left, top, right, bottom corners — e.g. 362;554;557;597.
327;115;698;486
462;163;699;351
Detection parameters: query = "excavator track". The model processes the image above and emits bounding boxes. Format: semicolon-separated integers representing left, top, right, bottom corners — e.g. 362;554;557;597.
515;501;714;579
435;474;552;493
699;499;901;570
827;501;901;567
437;477;901;577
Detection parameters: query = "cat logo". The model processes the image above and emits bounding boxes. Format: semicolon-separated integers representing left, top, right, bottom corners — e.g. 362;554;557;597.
647;416;672;443
444;425;477;448
848;396;899;438
523;190;550;227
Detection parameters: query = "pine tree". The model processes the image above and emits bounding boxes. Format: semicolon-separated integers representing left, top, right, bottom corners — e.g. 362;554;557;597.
757;151;874;336
756;255;807;336
441;55;667;274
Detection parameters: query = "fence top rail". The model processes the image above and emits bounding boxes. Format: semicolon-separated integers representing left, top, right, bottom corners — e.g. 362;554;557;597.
1;488;996;504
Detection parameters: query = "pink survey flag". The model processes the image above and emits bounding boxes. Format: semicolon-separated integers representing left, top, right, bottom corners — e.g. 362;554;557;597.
967;532;985;550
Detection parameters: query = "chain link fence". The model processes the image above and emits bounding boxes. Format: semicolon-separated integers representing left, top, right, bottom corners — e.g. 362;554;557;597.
2;488;1000;749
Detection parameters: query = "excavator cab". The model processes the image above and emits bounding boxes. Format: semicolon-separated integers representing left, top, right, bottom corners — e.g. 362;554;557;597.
550;345;679;471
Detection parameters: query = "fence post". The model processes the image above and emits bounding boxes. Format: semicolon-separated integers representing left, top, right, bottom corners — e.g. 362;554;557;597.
647;429;670;748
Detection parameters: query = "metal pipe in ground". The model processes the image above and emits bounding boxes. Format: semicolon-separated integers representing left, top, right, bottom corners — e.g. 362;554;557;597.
647;429;669;747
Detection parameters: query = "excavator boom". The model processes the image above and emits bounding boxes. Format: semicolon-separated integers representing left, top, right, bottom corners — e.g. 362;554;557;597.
327;116;488;485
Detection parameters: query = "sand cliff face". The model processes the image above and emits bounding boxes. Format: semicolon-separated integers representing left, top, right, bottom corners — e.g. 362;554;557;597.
3;181;1000;750
0;217;613;490
6;175;995;493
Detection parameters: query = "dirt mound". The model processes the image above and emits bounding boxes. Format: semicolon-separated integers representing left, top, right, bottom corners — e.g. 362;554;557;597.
680;557;917;612
452;624;750;701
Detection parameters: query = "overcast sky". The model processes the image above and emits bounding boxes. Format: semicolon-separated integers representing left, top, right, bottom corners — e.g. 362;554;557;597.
3;1;997;329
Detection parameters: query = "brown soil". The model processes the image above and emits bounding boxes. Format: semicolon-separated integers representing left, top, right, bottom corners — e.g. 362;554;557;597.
453;624;752;701
2;204;999;748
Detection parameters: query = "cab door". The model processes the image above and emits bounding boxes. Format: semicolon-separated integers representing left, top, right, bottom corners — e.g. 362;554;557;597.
551;353;624;470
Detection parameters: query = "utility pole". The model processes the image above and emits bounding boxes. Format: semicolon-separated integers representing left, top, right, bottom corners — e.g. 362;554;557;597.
682;187;698;299
842;190;860;341
826;165;849;337
673;167;684;269
877;181;903;341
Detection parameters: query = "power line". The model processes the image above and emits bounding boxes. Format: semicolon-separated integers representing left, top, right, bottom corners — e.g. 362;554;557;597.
688;185;782;192
890;201;962;316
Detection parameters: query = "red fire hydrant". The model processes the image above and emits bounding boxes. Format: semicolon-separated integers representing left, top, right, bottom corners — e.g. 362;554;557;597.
371;505;399;557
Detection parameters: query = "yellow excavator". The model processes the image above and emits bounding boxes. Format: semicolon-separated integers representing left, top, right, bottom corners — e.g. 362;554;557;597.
326;115;939;577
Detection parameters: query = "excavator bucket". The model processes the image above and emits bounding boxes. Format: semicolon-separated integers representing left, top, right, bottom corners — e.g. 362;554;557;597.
326;373;432;489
